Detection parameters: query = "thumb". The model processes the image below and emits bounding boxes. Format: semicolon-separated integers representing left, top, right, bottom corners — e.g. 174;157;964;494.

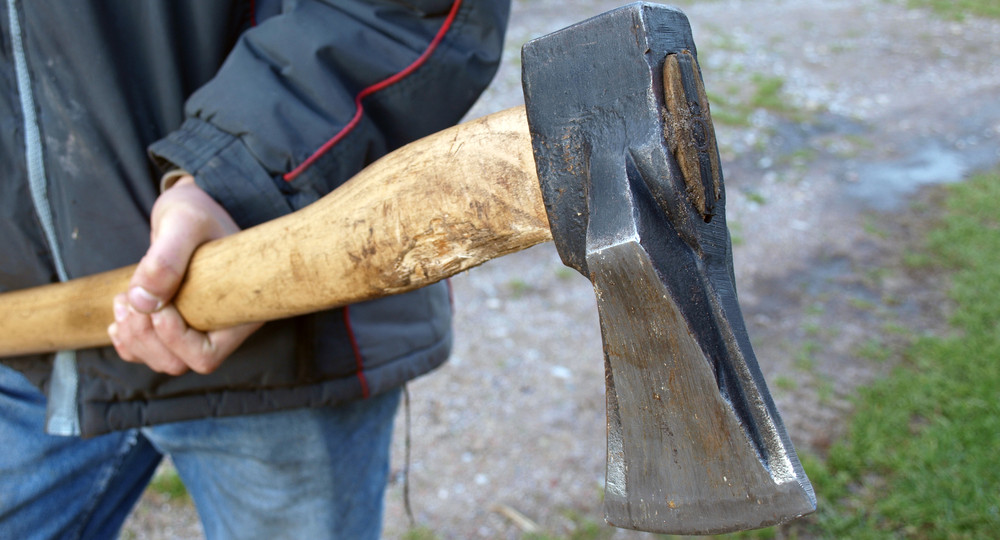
128;177;237;314
128;205;204;313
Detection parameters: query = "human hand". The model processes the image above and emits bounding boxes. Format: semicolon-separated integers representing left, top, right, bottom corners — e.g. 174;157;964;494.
107;175;263;375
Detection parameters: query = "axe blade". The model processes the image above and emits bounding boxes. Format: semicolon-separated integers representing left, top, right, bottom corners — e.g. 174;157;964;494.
522;2;815;534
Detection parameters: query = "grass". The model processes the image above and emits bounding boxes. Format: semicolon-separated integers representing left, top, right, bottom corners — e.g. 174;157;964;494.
508;278;532;298
905;0;1000;20
744;190;767;205
526;516;615;540
774;375;798;391
729;220;745;247
555;266;578;281
854;337;892;364
746;74;789;112
147;467;189;502
402;527;440;540
781;169;1000;538
707;72;815;128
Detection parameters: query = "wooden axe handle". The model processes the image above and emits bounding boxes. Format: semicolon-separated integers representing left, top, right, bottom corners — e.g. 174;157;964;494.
0;106;552;357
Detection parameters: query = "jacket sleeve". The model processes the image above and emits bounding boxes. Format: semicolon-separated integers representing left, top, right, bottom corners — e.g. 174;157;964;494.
148;0;509;229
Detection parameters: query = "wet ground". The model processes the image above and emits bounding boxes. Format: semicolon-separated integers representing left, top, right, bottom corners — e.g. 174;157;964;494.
122;1;1000;538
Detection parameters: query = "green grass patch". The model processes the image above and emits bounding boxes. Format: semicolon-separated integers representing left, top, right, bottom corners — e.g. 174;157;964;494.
854;337;892;364
508;278;531;298
402;526;440;540
526;520;615;540
847;297;878;311
746;74;788;112
902;248;935;270
554;266;578;282
803;321;823;337
707;73;811;127
148;467;189;502
729;220;745;247
774;375;798;391
862;216;890;239
708;30;748;54
805;301;826;316
798;170;1000;538
779;148;818;169
706;90;753;127
906;0;1000;20
882;321;911;336
744;190;767;205
793;340;819;372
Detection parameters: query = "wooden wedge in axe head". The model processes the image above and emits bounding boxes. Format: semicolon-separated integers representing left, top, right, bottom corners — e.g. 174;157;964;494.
0;2;813;534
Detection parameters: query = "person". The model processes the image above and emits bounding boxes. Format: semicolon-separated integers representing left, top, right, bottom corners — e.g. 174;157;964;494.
0;0;509;538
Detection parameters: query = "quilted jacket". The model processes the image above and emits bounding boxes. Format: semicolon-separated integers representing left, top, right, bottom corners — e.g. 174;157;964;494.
0;0;508;436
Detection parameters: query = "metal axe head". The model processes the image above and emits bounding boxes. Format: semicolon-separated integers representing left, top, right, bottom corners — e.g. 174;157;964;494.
521;3;816;534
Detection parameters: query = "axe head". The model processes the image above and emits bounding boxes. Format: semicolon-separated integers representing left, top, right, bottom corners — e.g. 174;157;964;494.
522;3;816;534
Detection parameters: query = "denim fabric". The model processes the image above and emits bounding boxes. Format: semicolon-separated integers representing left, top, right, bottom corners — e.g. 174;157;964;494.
0;364;401;540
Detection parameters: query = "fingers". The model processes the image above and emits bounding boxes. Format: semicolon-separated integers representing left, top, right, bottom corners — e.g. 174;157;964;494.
110;294;263;375
146;306;262;374
109;295;188;375
110;175;253;373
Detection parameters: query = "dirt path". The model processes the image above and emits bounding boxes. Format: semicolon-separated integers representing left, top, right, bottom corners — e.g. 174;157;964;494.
122;1;1000;538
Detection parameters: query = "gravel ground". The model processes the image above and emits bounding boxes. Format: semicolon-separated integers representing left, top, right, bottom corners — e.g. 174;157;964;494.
122;1;1000;538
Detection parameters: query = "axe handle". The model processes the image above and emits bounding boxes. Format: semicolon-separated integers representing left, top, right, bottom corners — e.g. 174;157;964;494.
0;106;551;357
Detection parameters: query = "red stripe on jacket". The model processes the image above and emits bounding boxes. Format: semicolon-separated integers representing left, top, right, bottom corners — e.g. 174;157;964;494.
283;0;463;182
342;306;371;398
293;0;463;396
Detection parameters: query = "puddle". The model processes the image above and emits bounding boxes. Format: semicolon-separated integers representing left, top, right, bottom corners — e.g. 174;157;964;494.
848;143;968;211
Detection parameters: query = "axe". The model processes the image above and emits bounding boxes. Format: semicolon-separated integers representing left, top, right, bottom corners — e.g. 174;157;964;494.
0;3;815;534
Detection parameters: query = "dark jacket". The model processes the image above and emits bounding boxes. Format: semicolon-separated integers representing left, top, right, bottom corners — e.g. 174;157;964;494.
1;0;509;436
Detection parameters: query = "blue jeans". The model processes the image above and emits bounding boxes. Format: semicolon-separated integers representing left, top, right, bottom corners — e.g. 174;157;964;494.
0;364;400;540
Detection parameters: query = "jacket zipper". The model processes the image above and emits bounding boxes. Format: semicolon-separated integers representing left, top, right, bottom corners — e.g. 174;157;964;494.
7;0;80;436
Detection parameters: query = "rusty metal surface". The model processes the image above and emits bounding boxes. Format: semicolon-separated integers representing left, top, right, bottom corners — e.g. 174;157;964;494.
522;3;815;533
